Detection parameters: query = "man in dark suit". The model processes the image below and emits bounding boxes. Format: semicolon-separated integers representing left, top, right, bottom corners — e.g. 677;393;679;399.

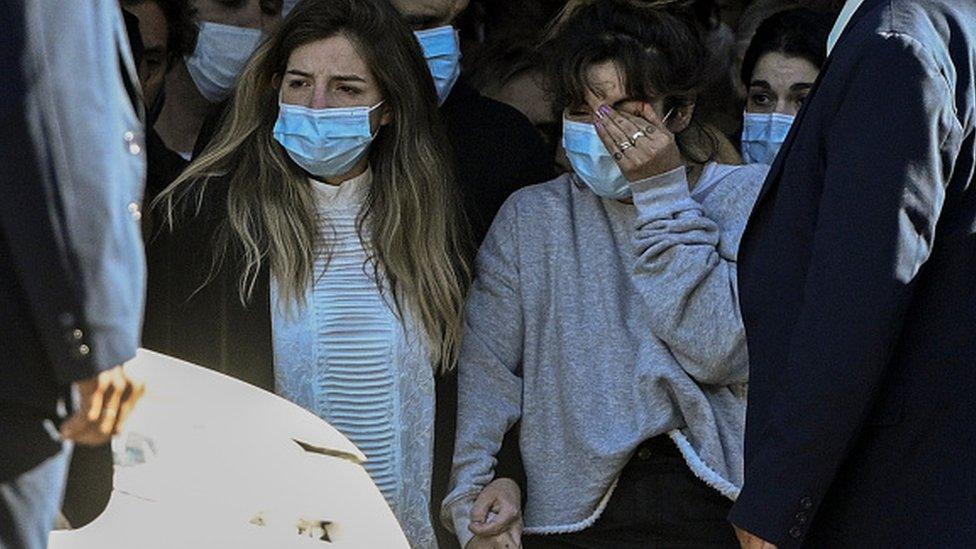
729;0;976;547
0;2;149;547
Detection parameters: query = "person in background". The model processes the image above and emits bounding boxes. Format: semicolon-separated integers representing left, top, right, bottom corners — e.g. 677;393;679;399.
389;3;556;546
466;34;560;168
739;8;830;165
153;0;282;160
120;0;198;204
730;0;976;546
148;0;470;545
443;1;768;547
729;0;798;100
0;2;147;547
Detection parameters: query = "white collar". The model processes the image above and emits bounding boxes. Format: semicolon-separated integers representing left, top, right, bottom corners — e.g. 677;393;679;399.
827;0;867;55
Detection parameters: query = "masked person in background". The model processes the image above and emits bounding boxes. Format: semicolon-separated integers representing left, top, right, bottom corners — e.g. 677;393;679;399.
443;1;768;547
146;1;470;545
739;8;830;165
390;3;556;546
153;0;281;161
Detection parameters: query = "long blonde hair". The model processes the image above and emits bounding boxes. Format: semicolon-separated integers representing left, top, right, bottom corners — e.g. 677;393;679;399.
154;0;472;371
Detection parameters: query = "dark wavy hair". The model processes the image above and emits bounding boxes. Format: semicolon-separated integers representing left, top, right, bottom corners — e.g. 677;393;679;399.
740;8;832;86
541;0;718;164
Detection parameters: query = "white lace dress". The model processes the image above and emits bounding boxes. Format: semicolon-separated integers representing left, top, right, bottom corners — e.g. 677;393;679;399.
271;169;437;548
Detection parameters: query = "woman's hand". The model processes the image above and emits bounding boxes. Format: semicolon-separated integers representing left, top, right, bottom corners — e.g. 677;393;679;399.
466;477;523;548
595;103;683;182
466;530;522;549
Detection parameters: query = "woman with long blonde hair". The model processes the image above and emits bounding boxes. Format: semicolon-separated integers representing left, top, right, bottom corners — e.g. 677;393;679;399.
144;0;470;545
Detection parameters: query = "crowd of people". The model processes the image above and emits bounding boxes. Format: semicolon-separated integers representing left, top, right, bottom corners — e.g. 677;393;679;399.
3;0;975;548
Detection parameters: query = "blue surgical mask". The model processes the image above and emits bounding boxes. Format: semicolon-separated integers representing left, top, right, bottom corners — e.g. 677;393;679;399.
741;111;795;165
414;26;462;105
563;118;632;199
272;100;384;179
562;110;674;200
185;22;263;103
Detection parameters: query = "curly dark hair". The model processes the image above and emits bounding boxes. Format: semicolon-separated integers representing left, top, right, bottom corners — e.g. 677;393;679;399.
740;8;832;87
541;0;718;163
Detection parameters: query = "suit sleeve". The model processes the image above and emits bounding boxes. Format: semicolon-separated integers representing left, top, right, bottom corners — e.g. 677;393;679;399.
729;33;960;547
25;1;147;382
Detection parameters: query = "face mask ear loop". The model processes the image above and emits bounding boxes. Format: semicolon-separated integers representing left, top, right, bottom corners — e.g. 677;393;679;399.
367;100;386;139
662;108;676;131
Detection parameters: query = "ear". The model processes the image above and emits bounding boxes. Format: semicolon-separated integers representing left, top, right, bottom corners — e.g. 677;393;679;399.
379;104;393;127
668;103;696;133
271;73;282;91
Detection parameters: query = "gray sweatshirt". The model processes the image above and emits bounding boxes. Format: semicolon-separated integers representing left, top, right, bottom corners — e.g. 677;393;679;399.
442;163;768;547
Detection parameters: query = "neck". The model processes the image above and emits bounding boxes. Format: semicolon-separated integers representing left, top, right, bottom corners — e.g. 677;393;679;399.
153;60;215;156
315;158;370;186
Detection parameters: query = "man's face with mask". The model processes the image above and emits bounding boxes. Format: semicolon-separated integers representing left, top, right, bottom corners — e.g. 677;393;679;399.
184;0;283;102
124;0;170;107
390;0;469;105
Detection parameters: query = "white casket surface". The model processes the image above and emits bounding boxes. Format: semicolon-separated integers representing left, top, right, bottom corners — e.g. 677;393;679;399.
49;349;410;549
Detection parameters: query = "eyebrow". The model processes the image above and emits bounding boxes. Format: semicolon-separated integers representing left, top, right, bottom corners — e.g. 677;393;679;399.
790;82;815;91
333;74;366;83
749;80;772;89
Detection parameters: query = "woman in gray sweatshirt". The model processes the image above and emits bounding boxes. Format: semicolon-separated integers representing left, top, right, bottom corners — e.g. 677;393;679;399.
442;2;769;548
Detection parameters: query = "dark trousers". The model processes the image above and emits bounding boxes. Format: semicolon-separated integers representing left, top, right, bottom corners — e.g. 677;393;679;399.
524;436;738;549
0;407;70;549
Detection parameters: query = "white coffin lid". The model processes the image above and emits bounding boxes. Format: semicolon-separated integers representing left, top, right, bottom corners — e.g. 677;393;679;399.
49;349;408;549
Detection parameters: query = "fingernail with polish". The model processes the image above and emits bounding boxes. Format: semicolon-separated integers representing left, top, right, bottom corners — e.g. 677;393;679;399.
595;120;603;130
599;105;612;116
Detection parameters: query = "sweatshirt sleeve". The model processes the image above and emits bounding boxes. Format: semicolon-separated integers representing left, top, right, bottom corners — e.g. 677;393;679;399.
441;197;525;549
629;166;749;386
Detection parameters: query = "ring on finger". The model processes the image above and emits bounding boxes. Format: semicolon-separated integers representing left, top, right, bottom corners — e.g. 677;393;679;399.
613;151;624;160
617;141;634;151
630;130;646;142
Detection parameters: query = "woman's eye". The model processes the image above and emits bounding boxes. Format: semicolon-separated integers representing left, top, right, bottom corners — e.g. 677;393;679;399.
287;80;309;89
337;85;359;95
750;93;772;106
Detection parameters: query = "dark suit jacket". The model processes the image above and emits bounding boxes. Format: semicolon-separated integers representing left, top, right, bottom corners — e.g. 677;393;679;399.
729;1;976;547
0;1;147;417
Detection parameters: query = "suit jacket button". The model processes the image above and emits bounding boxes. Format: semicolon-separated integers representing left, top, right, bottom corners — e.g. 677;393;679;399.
795;512;808;524
800;497;813;509
789;526;803;539
74;344;90;358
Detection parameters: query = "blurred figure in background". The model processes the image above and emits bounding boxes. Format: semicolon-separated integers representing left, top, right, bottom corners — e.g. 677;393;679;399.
729;0;798;100
466;34;560;169
390;3;556;546
148;0;470;544
120;0;198;208
0;2;147;547
739;8;830;165
153;0;282;160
